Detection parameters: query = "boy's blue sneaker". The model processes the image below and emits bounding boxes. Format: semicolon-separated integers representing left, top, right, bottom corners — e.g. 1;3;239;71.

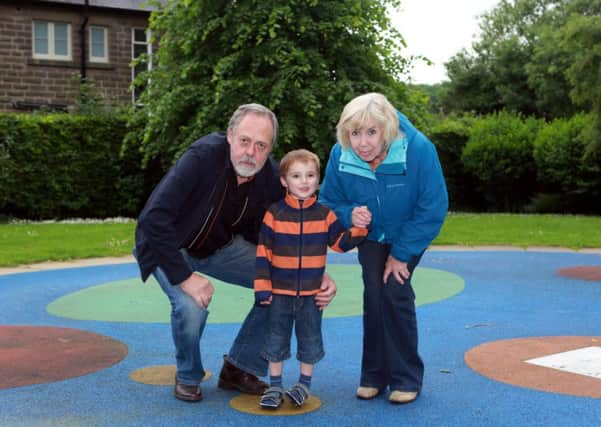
285;383;310;407
259;386;284;409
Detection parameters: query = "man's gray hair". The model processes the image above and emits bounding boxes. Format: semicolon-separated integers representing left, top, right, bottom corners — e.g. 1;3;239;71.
228;103;278;146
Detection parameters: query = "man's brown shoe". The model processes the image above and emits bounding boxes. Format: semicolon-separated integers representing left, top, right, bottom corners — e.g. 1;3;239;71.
217;355;268;395
174;376;202;402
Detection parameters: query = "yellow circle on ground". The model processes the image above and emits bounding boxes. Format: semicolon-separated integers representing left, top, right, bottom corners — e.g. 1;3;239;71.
230;393;321;415
129;365;211;385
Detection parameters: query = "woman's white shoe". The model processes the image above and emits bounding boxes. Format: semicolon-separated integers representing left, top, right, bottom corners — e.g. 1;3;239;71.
388;390;418;404
356;386;380;399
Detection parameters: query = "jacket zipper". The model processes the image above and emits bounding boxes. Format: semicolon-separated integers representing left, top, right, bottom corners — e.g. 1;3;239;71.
187;179;229;250
296;199;304;298
187;206;214;248
375;178;384;242
231;197;248;227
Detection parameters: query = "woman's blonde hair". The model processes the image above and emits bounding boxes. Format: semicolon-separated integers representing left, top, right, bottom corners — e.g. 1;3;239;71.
336;93;401;149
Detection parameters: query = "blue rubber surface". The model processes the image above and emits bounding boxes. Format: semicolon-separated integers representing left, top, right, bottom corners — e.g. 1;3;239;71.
1;250;600;427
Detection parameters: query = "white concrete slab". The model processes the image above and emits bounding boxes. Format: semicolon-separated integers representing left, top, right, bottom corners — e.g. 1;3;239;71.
525;346;601;380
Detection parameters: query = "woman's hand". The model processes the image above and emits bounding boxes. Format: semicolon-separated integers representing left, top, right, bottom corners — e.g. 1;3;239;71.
383;255;410;285
352;205;372;228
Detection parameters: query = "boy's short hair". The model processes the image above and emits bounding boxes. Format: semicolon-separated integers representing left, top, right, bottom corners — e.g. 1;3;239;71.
280;149;321;178
336;92;401;149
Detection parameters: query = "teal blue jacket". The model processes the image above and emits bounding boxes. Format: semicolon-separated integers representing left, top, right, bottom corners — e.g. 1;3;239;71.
318;112;448;262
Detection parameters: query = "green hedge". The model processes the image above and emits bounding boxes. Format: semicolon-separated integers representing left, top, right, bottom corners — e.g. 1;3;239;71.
429;114;486;211
0;112;149;219
461;111;542;211
1;110;599;219
530;113;601;213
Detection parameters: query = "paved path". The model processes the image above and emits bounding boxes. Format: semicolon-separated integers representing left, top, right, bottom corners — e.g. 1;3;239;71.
2;246;600;276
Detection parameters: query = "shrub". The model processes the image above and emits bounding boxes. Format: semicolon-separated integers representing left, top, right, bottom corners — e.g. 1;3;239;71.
0;112;147;219
462;111;541;211
530;113;601;213
429;114;485;210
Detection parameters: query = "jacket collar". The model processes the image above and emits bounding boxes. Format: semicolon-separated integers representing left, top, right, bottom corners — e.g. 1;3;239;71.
338;137;408;180
284;193;317;209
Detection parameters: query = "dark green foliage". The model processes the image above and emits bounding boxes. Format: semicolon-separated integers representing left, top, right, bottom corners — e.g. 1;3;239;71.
442;51;503;115
531;114;601;213
127;0;422;169
440;0;600;128
560;13;601;154
0;113;147;219
429;114;485;210
462;112;542;211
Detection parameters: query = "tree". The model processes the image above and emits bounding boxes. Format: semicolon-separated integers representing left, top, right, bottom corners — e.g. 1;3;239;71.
560;14;601;154
128;0;420;170
440;0;600;119
442;50;501;115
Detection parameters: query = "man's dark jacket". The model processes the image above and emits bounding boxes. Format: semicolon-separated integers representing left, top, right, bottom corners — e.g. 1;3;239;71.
135;132;284;285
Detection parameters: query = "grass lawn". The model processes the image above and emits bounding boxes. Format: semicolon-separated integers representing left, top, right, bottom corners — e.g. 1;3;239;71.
0;221;135;267
437;213;601;248
0;213;600;267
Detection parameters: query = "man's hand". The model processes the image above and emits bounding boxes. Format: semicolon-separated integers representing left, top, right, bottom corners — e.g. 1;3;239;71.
180;273;214;308
383;255;410;285
315;272;337;310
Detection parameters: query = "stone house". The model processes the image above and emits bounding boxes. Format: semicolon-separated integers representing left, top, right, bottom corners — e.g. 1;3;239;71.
0;0;158;112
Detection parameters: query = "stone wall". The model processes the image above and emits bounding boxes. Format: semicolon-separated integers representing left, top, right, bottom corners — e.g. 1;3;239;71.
0;1;150;111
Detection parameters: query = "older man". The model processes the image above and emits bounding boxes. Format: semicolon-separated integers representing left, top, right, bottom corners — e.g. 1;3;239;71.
134;103;337;402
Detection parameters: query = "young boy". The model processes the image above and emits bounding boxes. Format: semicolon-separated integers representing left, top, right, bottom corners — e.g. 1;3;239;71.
254;149;368;409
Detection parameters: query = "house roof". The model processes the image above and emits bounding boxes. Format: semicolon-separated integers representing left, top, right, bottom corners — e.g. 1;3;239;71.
35;0;166;12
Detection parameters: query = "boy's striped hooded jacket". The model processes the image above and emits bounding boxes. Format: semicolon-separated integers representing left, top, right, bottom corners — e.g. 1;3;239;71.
254;193;367;302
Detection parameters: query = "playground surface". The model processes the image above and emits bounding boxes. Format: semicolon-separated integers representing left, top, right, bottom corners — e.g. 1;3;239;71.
1;248;600;426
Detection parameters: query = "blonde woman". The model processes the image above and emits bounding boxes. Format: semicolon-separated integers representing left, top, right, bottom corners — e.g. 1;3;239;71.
319;93;448;404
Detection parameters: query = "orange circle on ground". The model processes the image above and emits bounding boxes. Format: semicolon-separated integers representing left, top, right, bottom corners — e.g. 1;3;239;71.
129;365;211;385
465;336;601;398
0;325;127;390
557;266;601;281
230;393;321;415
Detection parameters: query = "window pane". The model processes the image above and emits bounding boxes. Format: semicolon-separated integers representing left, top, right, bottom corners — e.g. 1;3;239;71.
134;28;147;43
133;44;146;58
54;23;69;56
134;62;146;77
34;21;48;55
91;27;105;57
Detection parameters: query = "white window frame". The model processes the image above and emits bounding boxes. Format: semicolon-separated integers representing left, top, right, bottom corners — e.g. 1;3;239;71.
131;28;152;103
32;20;72;61
89;26;109;63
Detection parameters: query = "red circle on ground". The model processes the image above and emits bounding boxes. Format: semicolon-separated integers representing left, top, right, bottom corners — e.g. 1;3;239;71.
557;266;601;281
465;336;601;398
0;325;128;390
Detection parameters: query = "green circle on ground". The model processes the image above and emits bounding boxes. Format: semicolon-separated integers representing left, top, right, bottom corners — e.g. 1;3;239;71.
47;266;464;323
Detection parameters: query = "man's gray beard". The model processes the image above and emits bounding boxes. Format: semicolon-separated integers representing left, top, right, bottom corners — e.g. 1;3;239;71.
233;162;259;178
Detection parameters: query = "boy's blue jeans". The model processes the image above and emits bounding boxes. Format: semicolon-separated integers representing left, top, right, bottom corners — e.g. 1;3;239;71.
153;235;269;386
261;294;325;365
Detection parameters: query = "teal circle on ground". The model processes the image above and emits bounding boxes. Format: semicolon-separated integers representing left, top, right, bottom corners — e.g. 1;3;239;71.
47;265;464;323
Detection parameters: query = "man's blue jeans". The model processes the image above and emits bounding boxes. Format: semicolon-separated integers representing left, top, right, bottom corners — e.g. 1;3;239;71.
153;235;269;386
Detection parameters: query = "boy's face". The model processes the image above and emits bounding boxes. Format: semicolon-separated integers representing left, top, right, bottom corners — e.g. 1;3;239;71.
280;160;319;200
